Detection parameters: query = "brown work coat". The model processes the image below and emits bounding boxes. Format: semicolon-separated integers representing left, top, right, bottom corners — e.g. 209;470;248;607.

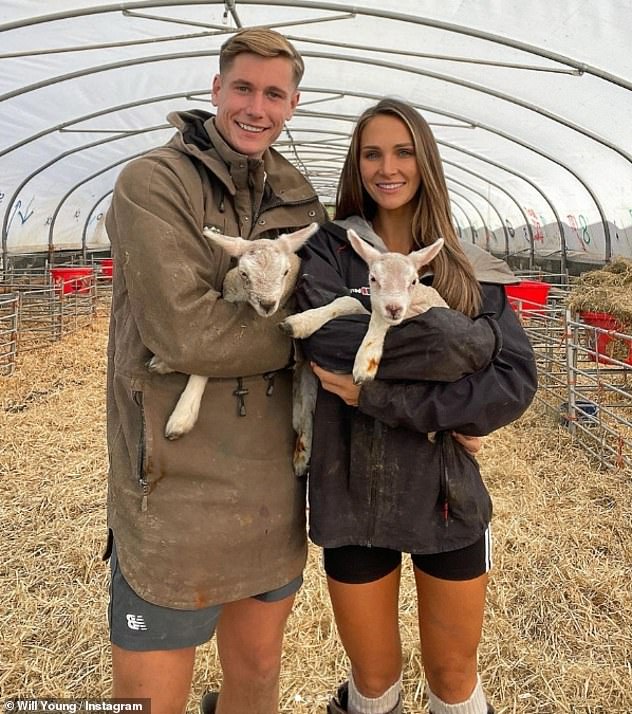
105;110;326;609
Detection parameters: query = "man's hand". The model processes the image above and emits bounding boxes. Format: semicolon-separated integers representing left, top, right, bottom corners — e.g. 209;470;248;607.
310;362;361;406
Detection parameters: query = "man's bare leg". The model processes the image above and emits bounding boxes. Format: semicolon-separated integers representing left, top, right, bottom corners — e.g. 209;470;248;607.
111;644;195;714
214;594;295;714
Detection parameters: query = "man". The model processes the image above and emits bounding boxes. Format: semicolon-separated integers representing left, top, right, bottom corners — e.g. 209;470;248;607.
104;28;326;714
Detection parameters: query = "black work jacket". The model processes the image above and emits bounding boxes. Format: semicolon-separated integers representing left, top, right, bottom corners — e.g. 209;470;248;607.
295;221;538;554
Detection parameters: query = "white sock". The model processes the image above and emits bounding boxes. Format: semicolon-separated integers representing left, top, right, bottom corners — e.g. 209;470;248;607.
426;675;487;714
348;670;402;714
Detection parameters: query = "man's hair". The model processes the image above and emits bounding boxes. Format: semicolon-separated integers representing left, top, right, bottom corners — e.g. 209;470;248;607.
219;28;305;87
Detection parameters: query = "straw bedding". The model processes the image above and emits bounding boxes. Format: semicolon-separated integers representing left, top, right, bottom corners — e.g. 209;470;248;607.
1;316;630;713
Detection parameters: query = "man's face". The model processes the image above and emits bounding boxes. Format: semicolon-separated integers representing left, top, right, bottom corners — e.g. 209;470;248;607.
212;53;300;158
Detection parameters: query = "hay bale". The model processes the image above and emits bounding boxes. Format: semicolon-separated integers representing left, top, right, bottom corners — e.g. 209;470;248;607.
567;257;632;328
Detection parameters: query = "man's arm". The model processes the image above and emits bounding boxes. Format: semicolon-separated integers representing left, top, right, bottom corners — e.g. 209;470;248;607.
108;156;292;377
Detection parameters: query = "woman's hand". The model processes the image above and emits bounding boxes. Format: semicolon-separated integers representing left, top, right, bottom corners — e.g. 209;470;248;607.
309;363;485;452
452;432;483;455
310;362;361;406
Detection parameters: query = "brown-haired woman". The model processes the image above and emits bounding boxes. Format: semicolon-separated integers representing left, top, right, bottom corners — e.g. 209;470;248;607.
294;98;537;714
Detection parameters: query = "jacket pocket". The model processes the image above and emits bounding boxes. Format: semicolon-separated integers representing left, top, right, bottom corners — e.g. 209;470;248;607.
439;433;491;528
109;372;154;510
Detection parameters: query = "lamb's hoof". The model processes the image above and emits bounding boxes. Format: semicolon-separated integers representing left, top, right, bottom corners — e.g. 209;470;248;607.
280;314;311;338
353;354;379;385
147;355;171;375
278;319;296;336
352;367;376;385
293;439;309;477
293;453;309;477
164;415;194;440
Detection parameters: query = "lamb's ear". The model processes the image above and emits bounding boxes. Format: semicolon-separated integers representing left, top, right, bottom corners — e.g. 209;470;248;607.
203;229;250;257
277;222;319;254
409;237;444;271
347;229;382;265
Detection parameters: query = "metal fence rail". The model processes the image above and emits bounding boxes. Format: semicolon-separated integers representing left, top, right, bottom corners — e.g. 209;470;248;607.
14;284;64;349
0;264;112;360
2;262;630;473
510;283;632;472
0;292;18;376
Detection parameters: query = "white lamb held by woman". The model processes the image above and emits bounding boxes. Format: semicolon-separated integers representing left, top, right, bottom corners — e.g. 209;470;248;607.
281;228;447;384
147;222;318;450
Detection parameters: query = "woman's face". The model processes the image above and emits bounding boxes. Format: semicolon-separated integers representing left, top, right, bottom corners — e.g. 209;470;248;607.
358;114;422;214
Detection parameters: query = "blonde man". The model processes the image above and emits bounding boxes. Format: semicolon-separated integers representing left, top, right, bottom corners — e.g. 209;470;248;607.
105;29;326;714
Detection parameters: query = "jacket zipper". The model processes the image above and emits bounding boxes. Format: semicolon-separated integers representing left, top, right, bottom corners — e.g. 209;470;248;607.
133;390;149;512
366;420;384;545
439;433;450;526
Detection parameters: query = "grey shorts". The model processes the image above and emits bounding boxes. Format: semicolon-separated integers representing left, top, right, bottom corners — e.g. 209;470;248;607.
108;540;302;651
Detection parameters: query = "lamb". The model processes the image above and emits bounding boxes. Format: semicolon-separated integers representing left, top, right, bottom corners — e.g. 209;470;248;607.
147;223;319;464
148;224;445;476
281;228;447;384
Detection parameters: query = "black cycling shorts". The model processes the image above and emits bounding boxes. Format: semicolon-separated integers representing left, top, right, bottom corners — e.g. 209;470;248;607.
324;527;492;583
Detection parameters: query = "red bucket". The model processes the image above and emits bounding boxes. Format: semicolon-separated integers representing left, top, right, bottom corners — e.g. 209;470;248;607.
100;258;114;278
579;311;632;365
51;266;94;294
505;280;551;315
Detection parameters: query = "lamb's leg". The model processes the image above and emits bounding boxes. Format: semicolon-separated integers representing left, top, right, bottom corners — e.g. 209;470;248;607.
165;374;208;439
292;362;318;477
280;296;369;339
352;316;389;384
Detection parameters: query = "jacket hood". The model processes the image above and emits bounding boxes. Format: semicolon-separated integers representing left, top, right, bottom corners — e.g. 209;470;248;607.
333;216;518;285
166;109;318;205
334;216;388;251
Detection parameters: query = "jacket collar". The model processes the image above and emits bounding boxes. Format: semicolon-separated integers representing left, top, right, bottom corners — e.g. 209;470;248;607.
166;109;318;206
333;216;387;251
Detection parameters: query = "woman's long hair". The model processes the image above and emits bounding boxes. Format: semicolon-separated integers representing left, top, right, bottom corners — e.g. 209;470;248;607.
335;98;481;316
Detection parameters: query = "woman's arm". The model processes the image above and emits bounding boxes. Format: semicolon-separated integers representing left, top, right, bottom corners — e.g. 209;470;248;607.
296;226;499;382
309;363;484;453
357;284;538;436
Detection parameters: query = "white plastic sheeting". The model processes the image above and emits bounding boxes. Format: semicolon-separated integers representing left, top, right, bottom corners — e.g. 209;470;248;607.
1;0;631;266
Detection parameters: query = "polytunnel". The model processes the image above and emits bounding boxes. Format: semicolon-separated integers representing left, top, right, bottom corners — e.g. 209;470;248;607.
2;7;632;709
1;0;632;274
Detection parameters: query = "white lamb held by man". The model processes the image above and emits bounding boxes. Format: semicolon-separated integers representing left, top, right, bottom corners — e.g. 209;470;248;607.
147;222;318;458
281;228;447;384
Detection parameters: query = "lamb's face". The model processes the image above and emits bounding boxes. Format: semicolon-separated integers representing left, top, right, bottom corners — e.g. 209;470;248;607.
369;254;419;324
238;243;292;317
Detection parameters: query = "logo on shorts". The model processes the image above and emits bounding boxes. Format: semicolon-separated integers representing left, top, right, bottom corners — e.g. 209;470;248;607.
126;613;148;631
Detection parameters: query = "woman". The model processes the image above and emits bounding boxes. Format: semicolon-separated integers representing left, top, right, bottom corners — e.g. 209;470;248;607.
294;98;537;714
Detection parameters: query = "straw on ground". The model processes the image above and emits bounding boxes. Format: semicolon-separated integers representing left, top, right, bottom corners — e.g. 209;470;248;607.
1;315;630;712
